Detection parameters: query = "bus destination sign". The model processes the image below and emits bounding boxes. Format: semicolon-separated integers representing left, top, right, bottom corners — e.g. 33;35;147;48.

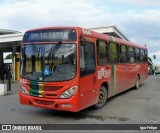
23;29;77;42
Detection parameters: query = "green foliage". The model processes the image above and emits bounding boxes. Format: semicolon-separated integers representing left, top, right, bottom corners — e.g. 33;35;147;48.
5;54;12;59
148;57;153;65
153;55;156;60
148;57;153;63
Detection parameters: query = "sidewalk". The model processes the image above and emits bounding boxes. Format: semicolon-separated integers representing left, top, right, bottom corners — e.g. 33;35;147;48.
9;82;19;95
0;80;19;95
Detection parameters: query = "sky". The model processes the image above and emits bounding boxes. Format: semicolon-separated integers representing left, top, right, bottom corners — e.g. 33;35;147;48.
0;0;160;64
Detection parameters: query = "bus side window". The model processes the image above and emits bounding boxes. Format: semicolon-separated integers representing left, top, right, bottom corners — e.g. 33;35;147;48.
135;48;140;62
97;40;108;65
120;44;127;63
80;46;85;68
80;41;96;77
144;50;148;62
109;42;119;64
141;49;145;62
128;46;135;63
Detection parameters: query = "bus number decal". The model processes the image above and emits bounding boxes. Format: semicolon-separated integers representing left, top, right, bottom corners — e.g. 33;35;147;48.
97;68;111;80
82;29;91;36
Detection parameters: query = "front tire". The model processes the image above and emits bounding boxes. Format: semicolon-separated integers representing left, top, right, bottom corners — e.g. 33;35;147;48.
94;86;107;109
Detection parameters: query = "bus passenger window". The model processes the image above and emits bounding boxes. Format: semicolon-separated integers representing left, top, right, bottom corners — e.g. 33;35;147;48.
80;42;96;77
135;48;140;62
140;49;145;62
109;42;118;64
128;46;135;63
80;46;85;68
120;45;127;63
144;50;148;62
97;40;108;65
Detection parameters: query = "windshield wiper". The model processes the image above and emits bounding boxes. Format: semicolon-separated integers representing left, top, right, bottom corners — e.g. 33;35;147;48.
48;42;62;58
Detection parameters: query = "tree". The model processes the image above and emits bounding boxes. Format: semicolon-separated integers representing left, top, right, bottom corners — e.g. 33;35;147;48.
5;54;12;59
148;57;154;75
153;55;156;64
148;57;153;66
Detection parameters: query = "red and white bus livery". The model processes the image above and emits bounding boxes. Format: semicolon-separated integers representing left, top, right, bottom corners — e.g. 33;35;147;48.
19;26;148;112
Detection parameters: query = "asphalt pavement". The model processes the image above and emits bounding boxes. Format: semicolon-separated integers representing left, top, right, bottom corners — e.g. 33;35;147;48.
0;75;160;133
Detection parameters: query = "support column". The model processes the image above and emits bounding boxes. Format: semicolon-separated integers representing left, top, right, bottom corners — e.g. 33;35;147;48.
12;43;17;82
0;51;3;66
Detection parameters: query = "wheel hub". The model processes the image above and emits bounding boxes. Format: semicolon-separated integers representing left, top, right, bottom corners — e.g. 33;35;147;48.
98;91;104;103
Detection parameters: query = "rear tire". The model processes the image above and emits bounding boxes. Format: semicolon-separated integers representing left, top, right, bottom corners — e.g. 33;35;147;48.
94;86;107;109
135;76;140;89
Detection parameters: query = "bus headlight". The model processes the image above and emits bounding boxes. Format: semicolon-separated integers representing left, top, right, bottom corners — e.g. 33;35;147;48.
20;83;29;95
60;86;78;99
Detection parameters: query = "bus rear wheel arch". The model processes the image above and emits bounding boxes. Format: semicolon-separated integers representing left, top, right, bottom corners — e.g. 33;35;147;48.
94;86;108;109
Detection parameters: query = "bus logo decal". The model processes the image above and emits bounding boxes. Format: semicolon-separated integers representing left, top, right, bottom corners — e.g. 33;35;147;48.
97;68;111;80
20;78;27;84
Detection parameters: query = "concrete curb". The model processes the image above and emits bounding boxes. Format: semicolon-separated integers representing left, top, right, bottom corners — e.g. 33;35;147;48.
0;84;7;95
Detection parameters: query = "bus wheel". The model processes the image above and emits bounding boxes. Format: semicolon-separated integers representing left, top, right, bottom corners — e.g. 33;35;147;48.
135;76;140;89
94;86;107;109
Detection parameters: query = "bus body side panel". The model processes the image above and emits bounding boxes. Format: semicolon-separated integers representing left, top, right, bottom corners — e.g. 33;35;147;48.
96;66;112;98
127;63;138;89
141;63;148;82
115;64;129;94
112;63;144;97
78;67;112;110
79;74;98;110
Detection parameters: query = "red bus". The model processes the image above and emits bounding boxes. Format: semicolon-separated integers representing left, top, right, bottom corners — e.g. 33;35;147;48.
19;26;148;112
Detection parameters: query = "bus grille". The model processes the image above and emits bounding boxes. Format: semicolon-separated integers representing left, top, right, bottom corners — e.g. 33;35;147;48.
29;82;62;98
44;86;62;91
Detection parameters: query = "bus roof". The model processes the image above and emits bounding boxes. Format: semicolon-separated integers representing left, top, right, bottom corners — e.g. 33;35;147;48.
25;26;147;50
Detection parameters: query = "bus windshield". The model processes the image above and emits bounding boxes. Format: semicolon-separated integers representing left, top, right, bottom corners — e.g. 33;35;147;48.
20;43;76;81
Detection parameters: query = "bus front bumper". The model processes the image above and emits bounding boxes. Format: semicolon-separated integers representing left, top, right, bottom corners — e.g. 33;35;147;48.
19;91;79;112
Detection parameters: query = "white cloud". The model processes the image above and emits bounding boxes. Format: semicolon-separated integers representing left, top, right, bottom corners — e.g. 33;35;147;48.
116;10;160;53
0;0;112;31
118;0;160;6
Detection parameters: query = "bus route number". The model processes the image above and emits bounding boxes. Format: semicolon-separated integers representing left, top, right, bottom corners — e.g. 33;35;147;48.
82;29;91;36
